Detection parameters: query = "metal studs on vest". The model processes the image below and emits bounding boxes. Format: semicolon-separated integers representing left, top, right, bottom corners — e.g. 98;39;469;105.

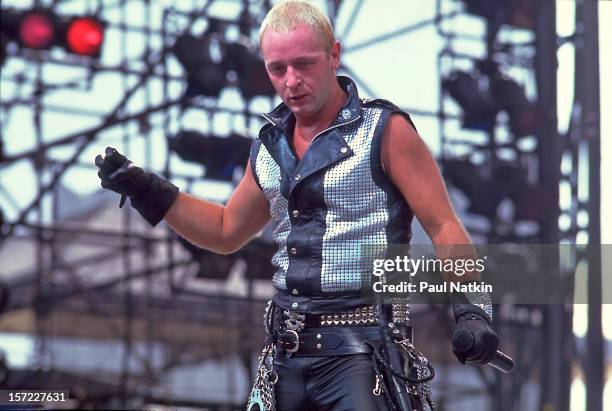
341;108;351;119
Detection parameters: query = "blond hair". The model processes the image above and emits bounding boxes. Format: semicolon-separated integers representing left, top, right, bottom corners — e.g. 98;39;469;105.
259;0;335;53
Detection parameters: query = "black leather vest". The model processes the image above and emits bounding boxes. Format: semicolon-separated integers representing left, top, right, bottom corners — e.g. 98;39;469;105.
250;76;416;314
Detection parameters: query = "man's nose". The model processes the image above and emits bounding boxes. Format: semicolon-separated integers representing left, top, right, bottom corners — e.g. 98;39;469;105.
285;66;301;88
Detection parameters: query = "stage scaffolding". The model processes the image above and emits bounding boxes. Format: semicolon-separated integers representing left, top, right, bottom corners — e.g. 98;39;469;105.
0;1;601;410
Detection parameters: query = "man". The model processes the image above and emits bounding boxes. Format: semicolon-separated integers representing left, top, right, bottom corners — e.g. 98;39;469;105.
95;1;498;410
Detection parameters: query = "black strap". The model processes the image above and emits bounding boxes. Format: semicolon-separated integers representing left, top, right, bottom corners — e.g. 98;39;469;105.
364;341;435;384
276;327;383;356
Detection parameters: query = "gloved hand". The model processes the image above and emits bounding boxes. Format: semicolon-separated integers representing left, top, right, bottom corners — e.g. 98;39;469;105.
95;147;179;226
451;304;499;364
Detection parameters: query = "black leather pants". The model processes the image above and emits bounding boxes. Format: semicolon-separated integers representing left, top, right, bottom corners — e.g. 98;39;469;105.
273;353;390;411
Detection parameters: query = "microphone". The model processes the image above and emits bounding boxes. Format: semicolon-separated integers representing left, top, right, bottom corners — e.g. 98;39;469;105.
452;329;515;373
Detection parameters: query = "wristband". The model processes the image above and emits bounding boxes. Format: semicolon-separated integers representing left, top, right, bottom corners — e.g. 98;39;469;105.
451;281;493;322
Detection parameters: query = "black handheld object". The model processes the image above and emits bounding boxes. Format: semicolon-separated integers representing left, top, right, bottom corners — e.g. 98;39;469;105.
452;329;515;373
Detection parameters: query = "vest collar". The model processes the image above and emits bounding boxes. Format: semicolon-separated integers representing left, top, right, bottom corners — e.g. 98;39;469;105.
258;76;361;196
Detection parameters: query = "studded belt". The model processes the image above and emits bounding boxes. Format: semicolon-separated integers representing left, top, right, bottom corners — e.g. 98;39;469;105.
274;303;412;356
314;305;378;326
298;303;410;327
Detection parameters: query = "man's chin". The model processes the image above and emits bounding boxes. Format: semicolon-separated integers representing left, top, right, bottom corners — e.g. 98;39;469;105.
288;105;312;117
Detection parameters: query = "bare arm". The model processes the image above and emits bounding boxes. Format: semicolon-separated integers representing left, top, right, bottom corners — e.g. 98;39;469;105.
381;114;477;282
164;160;271;254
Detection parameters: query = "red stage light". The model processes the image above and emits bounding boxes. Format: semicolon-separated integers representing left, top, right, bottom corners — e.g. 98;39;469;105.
19;12;55;49
66;17;104;56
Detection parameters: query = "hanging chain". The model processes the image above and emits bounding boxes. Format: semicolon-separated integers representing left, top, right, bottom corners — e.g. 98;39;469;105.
246;344;277;411
395;338;435;410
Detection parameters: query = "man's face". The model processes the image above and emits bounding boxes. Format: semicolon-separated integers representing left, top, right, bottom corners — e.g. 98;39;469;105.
261;24;340;120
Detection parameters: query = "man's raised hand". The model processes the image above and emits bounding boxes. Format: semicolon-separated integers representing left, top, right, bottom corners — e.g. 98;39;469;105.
94;147;179;226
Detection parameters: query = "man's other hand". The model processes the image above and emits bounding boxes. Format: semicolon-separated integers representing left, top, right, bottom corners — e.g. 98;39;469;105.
452;311;499;365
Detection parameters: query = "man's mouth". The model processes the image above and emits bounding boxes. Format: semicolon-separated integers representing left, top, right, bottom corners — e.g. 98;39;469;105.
289;94;307;102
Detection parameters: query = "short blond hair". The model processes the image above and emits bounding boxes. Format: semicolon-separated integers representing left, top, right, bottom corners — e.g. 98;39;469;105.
259;0;335;53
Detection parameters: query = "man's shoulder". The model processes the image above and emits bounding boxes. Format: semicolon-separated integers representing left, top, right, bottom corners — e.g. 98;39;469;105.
257;121;275;139
360;98;401;111
361;98;417;132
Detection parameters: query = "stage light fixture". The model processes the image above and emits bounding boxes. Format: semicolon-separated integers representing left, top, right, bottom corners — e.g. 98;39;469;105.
224;43;276;99
179;236;275;280
493;164;545;221
461;0;535;30
178;237;237;279
443;159;542;220
0;33;7;66
442;159;505;217
170;32;276;100
19;10;55;49
172;34;227;98
505;0;535;29
0;280;8;313
442;71;498;131
168;130;251;182
0;7;105;59
491;76;539;137
238;238;276;280
65;17;105;57
461;0;499;21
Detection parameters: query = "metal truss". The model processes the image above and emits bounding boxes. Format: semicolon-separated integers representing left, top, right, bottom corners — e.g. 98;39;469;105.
429;1;601;410
0;0;600;410
565;2;603;410
431;1;574;410
0;1;276;408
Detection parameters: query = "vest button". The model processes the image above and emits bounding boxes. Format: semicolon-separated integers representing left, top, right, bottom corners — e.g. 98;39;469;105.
340;147;348;154
294;174;301;180
292;288;299;295
316;343;322;349
292;210;300;218
291;302;299;309
290;247;297;255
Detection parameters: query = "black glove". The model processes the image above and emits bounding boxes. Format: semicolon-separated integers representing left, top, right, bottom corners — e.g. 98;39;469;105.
95;147;179;227
452;304;499;364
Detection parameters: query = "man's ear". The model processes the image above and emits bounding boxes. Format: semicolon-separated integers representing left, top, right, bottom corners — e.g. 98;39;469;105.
331;40;341;70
